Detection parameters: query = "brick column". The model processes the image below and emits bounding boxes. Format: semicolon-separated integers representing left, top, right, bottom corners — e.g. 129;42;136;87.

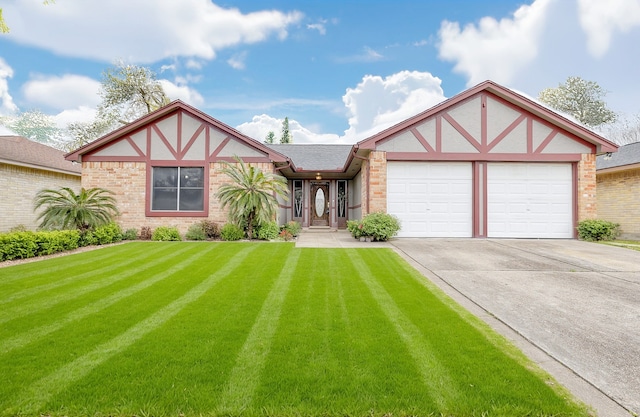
577;153;597;221
368;151;387;213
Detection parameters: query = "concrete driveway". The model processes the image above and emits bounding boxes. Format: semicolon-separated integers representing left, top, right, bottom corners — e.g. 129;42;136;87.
391;238;640;416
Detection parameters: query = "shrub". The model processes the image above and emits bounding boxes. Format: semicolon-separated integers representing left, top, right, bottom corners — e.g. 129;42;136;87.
139;226;153;240
279;229;294;241
348;212;401;242
347;219;364;239
220;223;245;241
257;221;280;240
78;230;96;247
200;220;220;239
152;226;182;241
185;223;207;241
577;219;620;241
92;222;123;245
0;230;80;261
283;220;301;237
122;228;138;240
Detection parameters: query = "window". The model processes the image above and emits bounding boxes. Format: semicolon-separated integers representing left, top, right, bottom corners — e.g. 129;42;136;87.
337;180;347;218
293;180;303;218
152;167;204;211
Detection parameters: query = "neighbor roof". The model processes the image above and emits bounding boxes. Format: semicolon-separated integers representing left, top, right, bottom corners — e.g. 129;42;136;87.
267;144;353;171
597;141;640;171
0;136;81;175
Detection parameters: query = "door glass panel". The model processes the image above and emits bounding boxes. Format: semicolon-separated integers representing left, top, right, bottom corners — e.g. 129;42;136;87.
315;188;325;217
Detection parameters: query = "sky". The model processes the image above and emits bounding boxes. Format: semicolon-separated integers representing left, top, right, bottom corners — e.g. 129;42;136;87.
1;0;640;144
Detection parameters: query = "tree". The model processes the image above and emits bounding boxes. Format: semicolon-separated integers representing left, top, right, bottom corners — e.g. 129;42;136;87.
1;1;54;33
538;76;617;128
264;131;276;144
68;61;170;148
216;156;289;239
0;110;66;149
33;187;119;231
603;112;640;145
280;116;292;143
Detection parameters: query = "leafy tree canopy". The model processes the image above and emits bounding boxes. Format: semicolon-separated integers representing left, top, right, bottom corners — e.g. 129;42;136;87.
538;76;617;128
0;110;66;148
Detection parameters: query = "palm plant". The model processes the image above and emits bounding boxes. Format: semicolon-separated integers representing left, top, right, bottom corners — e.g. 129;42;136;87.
33;187;119;230
216;156;289;239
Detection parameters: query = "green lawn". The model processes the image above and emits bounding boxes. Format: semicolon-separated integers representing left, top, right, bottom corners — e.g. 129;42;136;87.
0;242;590;417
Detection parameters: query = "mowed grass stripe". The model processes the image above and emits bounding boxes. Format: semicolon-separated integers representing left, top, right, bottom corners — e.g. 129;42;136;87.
218;249;301;412
349;249;461;410
0;243;237;355
0;243;160;304
12;245;258;415
0;244;192;325
0;243;135;284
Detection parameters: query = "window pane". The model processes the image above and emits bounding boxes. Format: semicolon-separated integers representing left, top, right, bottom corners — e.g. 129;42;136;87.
294;180;303;218
179;189;204;211
180;167;204;188
154;167;178;187
153;188;178;210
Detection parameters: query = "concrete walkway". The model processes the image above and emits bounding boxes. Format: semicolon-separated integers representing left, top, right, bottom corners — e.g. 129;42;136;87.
295;230;636;417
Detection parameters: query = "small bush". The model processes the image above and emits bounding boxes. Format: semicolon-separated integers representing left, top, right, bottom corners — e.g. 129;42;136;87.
122;228;138;240
200;220;220;239
79;230;96;247
220;223;245;241
185;223;207;241
279;229;294;241
577;219;620;241
139;226;153;240
257;221;280;240
92;222;123;245
348;212;401;242
152;226;182;241
283;221;301;237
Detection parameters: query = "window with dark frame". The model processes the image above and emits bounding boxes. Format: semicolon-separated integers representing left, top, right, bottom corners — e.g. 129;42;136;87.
152;167;204;211
293;180;303;218
337;180;347;218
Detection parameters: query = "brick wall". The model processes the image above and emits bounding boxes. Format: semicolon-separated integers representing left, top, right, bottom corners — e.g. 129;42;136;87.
597;168;640;239
577;153;597;222
82;161;276;236
1;163;81;232
367;151;387;213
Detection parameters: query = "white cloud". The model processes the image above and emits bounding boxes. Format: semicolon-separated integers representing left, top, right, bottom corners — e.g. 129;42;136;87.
438;0;552;86
236;114;340;144
159;79;205;107
337;46;384;63
22;74;101;110
236;71;446;144
3;1;303;63
227;51;248;70
577;0;640;57
53;106;97;128
0;58;18;115
307;19;327;35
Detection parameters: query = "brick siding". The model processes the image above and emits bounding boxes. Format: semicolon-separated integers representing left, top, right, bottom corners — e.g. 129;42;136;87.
367;151;387;213
597;168;640;239
1;163;81;232
577;153;597;222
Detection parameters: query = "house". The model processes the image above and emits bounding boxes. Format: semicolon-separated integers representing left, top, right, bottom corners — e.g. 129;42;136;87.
1;135;82;232
596;141;640;239
65;80;617;239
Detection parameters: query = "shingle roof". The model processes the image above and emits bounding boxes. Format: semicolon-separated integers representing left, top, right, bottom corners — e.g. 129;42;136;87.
266;144;353;171
596;141;640;170
0;136;81;175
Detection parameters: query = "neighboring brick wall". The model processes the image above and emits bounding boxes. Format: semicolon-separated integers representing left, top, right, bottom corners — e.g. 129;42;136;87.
1;163;81;232
368;151;387;213
577;153;597;222
82;161;276;236
597;168;640;239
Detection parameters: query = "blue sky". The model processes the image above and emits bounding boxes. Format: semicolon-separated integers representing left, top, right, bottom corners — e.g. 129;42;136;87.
1;0;640;144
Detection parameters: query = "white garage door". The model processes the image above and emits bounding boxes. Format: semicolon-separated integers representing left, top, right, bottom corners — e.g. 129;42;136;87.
488;163;573;238
387;162;472;237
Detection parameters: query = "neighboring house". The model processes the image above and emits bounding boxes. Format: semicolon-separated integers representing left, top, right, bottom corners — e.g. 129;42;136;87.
596;141;640;239
1;136;82;232
65;80;617;239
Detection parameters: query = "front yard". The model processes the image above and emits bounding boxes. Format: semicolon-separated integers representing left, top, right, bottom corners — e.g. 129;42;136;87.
0;242;590;416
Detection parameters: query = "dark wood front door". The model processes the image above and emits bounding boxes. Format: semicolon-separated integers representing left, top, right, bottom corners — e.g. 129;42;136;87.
310;182;330;226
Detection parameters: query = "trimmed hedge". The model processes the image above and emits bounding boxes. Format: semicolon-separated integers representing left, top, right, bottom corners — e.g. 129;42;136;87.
0;230;80;261
347;212;401;242
577;219;620;241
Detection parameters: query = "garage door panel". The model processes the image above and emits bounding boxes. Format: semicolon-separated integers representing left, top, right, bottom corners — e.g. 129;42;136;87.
488;163;573;238
388;162;472;238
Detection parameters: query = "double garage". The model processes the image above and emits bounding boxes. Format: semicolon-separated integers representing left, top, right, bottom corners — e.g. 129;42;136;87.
387;161;573;239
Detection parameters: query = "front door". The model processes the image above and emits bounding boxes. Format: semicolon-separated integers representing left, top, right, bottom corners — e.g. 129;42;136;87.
310;182;330;226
